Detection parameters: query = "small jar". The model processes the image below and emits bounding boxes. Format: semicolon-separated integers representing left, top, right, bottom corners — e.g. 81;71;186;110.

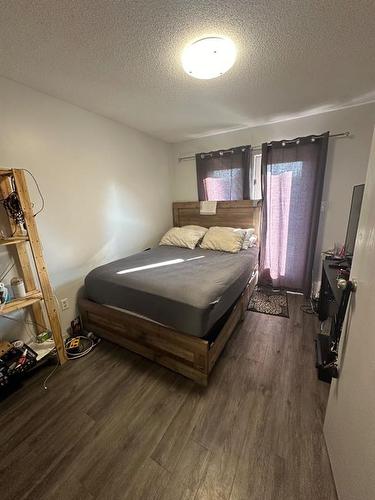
11;277;26;299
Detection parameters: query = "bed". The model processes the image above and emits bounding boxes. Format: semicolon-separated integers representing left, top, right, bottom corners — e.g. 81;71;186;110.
79;200;261;385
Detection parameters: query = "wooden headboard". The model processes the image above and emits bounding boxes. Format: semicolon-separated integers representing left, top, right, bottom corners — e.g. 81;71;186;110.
173;201;262;238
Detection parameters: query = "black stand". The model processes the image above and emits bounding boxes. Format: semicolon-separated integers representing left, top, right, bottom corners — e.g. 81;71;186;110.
315;258;352;383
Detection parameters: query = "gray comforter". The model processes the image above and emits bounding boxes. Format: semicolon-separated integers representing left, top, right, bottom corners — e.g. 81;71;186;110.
85;245;258;337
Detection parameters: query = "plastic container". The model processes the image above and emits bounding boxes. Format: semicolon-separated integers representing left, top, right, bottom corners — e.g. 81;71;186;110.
11;277;26;299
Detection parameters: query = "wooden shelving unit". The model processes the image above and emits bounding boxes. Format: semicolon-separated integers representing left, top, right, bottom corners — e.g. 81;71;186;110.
0;168;67;364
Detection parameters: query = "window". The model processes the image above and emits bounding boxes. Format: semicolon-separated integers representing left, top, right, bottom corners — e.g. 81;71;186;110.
250;153;262;200
196;145;262;201
203;165;243;200
195;146;251;201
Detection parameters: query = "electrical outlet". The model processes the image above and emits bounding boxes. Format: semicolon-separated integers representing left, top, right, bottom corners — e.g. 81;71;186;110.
61;298;69;311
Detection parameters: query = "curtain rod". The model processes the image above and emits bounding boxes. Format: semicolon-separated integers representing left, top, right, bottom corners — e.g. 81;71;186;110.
177;131;351;162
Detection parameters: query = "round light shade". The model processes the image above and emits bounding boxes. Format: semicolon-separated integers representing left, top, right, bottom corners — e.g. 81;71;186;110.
182;37;236;79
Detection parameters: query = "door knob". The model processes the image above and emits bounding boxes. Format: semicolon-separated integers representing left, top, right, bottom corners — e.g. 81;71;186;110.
337;279;357;292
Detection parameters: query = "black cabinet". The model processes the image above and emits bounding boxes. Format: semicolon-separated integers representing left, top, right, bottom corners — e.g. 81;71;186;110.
318;259;345;321
316;258;351;383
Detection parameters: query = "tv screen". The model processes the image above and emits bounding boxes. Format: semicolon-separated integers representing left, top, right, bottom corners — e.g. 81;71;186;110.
345;184;364;257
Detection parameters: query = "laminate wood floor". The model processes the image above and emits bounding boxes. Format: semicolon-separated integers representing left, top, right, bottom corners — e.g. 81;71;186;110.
0;294;337;500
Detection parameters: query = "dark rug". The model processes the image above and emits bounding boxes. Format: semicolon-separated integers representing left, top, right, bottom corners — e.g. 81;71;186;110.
248;286;289;318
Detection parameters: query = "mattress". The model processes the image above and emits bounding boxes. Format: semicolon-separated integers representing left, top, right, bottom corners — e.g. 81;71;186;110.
85;245;258;338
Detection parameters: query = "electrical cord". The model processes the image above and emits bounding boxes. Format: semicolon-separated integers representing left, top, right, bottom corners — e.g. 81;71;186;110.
42;362;59;390
1;169;44;228
43;335;98;390
65;336;96;359
22;169;45;217
53;292;63;329
2;192;24;224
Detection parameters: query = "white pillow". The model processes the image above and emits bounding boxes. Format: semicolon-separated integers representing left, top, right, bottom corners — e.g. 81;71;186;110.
200;226;245;253
237;227;256;249
248;234;258;247
159;225;207;249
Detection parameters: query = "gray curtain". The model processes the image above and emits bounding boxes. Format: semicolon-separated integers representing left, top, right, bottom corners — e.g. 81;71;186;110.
196;146;251;201
259;133;329;295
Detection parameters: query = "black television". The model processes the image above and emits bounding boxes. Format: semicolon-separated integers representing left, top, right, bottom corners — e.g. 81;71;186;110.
345;184;365;258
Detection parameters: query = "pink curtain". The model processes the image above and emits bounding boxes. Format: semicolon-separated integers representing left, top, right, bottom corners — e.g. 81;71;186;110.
263;169;293;281
259;133;329;294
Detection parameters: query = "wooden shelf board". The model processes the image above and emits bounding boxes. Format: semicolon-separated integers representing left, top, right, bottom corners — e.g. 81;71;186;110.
0;169;13;176
0;291;43;315
0;237;29;247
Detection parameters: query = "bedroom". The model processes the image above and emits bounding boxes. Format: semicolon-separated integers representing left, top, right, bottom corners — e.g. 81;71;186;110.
0;1;374;499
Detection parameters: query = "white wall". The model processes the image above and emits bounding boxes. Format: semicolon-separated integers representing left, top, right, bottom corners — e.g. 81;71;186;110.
0;77;172;338
324;128;375;500
171;103;375;286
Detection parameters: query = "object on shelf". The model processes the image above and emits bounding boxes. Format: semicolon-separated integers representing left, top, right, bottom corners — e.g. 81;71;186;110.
71;317;83;336
0;341;13;357
11;277;26;298
0;342;38;396
36;330;52;343
0;282;9;304
28;340;56;362
333;242;345;259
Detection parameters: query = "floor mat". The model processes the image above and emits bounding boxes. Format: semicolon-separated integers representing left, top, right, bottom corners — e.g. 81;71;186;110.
248;286;289;318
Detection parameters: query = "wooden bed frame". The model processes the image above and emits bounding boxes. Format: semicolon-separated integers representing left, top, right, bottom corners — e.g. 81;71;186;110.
79;200;261;386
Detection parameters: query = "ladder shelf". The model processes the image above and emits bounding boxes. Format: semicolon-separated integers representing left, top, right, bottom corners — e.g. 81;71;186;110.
0;168;67;364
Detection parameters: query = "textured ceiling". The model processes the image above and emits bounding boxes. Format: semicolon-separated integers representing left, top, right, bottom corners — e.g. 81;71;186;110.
0;0;374;143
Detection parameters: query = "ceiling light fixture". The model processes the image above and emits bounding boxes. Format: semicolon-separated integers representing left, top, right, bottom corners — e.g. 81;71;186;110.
182;37;236;80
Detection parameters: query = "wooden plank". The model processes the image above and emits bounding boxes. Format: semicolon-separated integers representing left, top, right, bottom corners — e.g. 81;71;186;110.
80;297;208;354
0;168;13;176
0;237;29;246
172;439;209;491
151;391;203;472
88;311;196;363
90;324;208;385
208;297;243;372
0;172;47;333
173;200;262;238
13;169;67;364
79;299;209;386
242;269;258;317
0;290;43;315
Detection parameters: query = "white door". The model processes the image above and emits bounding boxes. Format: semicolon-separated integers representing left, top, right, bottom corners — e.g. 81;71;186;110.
324;127;375;500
